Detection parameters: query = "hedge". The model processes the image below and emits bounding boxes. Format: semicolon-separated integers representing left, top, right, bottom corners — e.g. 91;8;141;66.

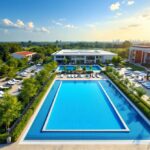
0;133;8;144
105;71;150;120
10;73;56;142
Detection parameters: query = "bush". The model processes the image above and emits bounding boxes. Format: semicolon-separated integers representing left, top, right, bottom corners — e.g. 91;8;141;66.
11;73;56;142
0;133;8;144
137;102;150;119
105;71;150;120
11;109;33;142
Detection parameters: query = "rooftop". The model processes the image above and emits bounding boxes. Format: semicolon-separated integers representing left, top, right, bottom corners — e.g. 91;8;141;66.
14;51;36;56
131;45;150;49
52;49;116;56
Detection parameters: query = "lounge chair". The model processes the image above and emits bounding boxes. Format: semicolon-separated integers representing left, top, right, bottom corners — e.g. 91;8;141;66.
60;74;64;78
92;74;95;78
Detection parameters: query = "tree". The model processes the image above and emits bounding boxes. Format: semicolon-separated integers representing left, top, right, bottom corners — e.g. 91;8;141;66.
83;66;86;72
36;69;49;85
112;56;122;66
6;57;18;68
7;67;17;79
122;41;132;49
0;93;22;131
63;58;68;64
135;87;146;97
19;78;38;105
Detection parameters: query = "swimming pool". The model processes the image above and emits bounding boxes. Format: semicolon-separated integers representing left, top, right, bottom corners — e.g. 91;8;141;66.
23;80;150;143
57;65;101;72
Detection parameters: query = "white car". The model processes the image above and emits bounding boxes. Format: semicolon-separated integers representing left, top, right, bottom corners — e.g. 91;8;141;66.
7;80;16;85
0;91;4;95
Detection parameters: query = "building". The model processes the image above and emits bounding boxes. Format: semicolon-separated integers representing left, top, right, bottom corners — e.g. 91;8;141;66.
129;45;150;64
52;49;116;64
12;51;36;61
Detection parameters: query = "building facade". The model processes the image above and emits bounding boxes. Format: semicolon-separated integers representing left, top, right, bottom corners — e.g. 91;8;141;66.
129;46;150;64
52;49;116;64
12;51;36;61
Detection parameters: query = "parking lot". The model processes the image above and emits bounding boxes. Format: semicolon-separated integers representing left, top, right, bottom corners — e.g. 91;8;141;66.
0;64;43;97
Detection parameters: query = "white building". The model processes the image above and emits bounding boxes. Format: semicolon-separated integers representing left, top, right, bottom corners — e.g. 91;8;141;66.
12;51;36;61
52;49;116;64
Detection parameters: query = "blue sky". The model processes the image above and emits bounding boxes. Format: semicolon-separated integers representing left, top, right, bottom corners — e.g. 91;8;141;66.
0;0;150;41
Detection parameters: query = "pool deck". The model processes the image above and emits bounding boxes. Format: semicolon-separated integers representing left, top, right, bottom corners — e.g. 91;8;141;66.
1;75;150;150
1;142;150;150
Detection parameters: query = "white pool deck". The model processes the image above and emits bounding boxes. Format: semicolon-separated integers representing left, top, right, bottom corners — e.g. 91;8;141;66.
1;75;150;150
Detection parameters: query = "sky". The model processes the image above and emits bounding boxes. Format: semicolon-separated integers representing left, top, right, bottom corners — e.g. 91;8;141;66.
0;0;150;42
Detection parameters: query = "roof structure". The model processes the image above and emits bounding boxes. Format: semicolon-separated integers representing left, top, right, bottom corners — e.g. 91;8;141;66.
14;51;36;56
52;49;116;56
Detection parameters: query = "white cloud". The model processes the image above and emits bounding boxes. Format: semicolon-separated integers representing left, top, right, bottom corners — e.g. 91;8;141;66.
16;19;24;28
52;19;77;29
52;20;63;26
2;18;14;26
110;2;120;11
1;18;50;33
64;24;77;29
127;0;135;5
40;27;50;33
27;22;34;29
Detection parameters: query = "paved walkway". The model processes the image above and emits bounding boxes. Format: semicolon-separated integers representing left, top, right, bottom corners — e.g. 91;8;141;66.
0;143;150;150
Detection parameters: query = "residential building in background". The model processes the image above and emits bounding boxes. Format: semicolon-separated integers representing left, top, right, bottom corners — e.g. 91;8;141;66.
52;49;116;64
129;45;150;64
12;51;36;61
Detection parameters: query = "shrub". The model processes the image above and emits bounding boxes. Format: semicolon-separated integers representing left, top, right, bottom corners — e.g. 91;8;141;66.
0;133;8;144
105;71;150;120
11;109;33;142
11;73;56;142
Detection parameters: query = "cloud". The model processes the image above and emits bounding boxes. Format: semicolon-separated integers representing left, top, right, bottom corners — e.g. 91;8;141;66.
127;0;135;6
115;12;122;18
52;20;63;26
2;18;14;26
110;2;120;11
16;19;25;28
52;19;77;29
38;27;50;33
64;24;77;29
0;18;50;33
27;22;34;29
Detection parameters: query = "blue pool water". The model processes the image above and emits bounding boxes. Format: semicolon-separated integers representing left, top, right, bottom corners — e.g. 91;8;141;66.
57;65;101;71
24;80;150;141
43;81;126;131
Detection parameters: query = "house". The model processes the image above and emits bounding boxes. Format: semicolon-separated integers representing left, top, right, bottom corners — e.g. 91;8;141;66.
12;51;36;61
52;49;116;64
129;45;150;64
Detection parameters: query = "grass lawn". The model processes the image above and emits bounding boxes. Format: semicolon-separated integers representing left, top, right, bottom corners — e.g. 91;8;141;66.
125;62;146;71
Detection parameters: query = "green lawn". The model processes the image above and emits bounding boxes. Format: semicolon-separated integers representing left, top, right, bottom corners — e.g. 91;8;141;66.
125;62;146;71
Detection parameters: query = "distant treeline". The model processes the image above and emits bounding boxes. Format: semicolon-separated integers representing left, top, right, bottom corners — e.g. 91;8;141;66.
0;40;132;49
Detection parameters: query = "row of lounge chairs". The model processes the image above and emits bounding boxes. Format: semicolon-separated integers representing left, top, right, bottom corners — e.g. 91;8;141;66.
59;74;101;79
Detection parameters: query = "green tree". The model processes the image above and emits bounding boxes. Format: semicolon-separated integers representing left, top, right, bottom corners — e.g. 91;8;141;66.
7;67;17;79
6;57;18;68
0;93;22;131
36;69;49;85
19;78;38;105
112;56;122;66
63;58;68;64
0;64;9;77
135;87;146;97
122;41;132;49
83;66;86;72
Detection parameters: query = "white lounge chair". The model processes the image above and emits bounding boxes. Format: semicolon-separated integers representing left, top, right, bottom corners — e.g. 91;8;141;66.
60;74;64;78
